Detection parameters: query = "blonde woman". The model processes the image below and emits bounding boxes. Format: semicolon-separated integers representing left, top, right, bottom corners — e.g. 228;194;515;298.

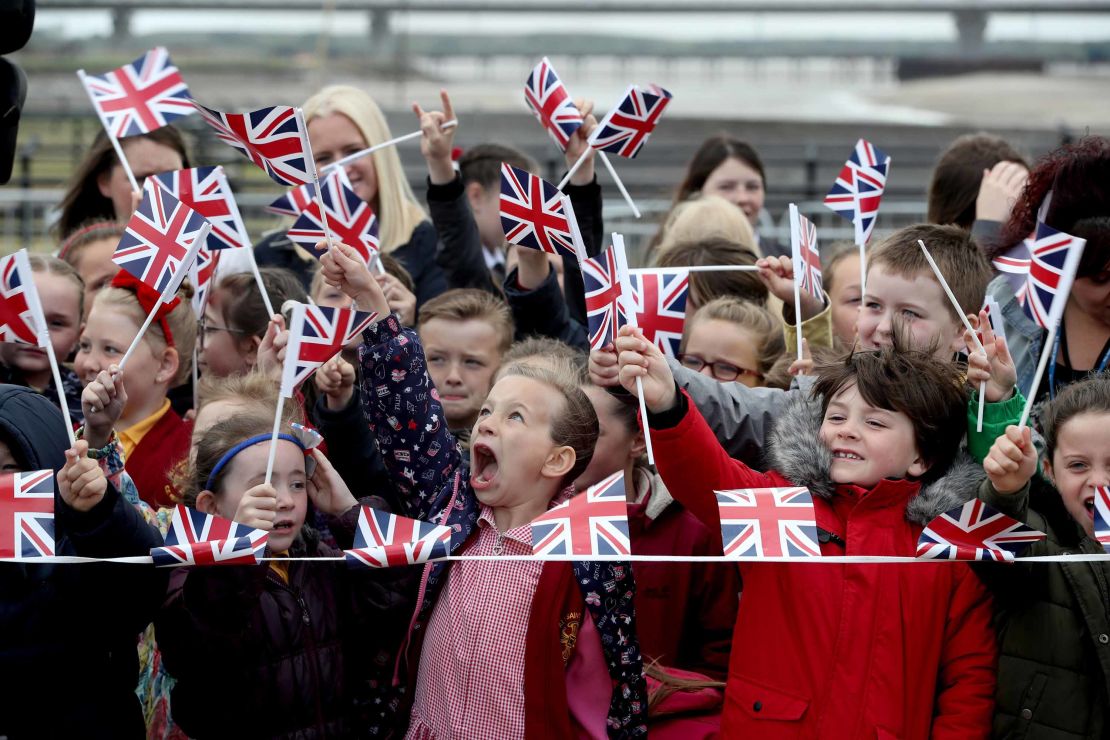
254;86;447;304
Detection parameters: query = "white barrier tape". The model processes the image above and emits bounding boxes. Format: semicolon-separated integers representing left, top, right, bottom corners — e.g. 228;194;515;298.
8;552;1110;565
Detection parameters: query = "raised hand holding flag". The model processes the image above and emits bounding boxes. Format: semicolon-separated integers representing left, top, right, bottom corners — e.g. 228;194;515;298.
500;163;585;262
612;233;655;465
626;269;689;359
788;204;822;363
288;168;380;268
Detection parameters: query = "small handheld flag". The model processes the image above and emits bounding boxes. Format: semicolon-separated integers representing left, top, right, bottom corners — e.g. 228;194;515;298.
588;84;672;160
715;487;821;559
78;47;192;140
583;245;626;351
611;233;655;466
344;507;452;568
531;471;630;557
0;470;55;559
916;500;1046;562
267;182;316;218
626;269;689;359
788;204;821;362
280;302;379;399
288;169;380;267
499;163;585;261
524;57;583;152
150;504;269;567
1095;485;1110;554
192;102;316;188
152;166;250;251
824;138;890;297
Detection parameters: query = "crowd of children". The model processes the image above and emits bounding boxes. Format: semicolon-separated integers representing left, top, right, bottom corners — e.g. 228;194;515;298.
0;73;1107;740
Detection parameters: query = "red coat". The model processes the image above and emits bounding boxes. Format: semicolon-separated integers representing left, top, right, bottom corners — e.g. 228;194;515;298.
651;392;997;739
128;408;192;509
627;468;739;680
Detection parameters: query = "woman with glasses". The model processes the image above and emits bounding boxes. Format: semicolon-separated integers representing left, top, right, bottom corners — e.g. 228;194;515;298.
677;297;785;389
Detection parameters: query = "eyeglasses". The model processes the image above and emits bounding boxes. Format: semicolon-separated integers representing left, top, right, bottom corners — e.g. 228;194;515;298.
197;318;249;347
677;353;762;383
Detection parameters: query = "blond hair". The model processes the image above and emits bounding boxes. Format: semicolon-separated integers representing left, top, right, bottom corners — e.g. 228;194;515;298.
93;283;197;386
681;297;785;379
197;371;302;422
303;85;427;253
27;254;85;323
656;194;758;259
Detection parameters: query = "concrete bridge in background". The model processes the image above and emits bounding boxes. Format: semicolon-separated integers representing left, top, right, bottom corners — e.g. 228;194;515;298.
35;0;1110;57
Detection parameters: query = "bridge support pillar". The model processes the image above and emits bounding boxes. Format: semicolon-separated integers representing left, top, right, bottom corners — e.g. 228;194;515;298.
368;8;395;60
954;9;987;55
111;7;132;41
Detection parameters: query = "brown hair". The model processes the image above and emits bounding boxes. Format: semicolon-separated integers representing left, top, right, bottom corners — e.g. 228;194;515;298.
55;128;190;239
177;413;291;506
499;363;598;487
1040;373;1110;461
868;224;992;323
927;133;1027;229
93;282;197;386
418;288;514;354
196;371;301;421
820;239;860;295
653;236;767;308
681;297;785;380
813;341;968;483
215;268;307;342
27;254;85;323
459;143;540;190
501;336;586;377
56;218;126;267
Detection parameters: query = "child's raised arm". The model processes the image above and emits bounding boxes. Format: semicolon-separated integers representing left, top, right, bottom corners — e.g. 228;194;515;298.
414;89;457;186
318;240;391;317
57;440;107;513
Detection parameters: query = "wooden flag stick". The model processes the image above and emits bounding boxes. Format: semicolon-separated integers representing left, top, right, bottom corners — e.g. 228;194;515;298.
918;239;989;431
326;120;458;172
598;152;640;219
77;69;140;194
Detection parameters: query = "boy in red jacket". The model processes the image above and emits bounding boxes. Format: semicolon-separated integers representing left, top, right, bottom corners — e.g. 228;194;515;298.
615;328;997;739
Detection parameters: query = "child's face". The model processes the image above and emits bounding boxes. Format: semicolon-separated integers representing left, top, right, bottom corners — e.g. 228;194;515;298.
198;292;253;378
467;183;507;253
1046;412;1110;538
421;318;502;429
857;265;966;358
0;272;82;377
470;375;574;511
213;440;307;553
828;253;862;346
819;382;926;488
72;238;119;319
576;384;639;490
75;305;169;413
681;317;763;388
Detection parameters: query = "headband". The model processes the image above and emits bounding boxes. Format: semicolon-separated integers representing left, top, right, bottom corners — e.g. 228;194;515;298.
110;270;180;347
204;423;323;492
57;222;124;261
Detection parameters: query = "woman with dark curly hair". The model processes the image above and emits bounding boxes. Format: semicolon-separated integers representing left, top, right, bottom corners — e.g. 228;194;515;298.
982;136;1110;406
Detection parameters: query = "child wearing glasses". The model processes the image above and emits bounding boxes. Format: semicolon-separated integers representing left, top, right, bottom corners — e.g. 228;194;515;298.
677;297;786;389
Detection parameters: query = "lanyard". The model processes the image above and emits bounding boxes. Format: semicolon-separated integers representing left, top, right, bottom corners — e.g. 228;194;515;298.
1048;325;1110;399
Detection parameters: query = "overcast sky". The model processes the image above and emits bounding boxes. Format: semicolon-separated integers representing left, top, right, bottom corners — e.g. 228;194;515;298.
33;8;1110;42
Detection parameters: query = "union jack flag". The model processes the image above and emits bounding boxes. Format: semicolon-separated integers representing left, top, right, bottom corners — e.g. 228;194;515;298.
0;251;41;346
500;163;580;259
583;246;627;350
288;169;380;267
80;47;192;139
991;241;1032;299
524;57;583;152
790;206;822;301
267;182;316;217
1095;485;1110;554
344;506;452;569
715;487;821;559
152;166;250;250
589;84;672;159
627;269;689;358
917;500;1046;562
1021;221;1086;330
192;102;315;187
824;139;890;246
114;179;208;296
150;504;269;567
531;471;630;556
0;470;55;559
189;247;221;318
280;302;378;397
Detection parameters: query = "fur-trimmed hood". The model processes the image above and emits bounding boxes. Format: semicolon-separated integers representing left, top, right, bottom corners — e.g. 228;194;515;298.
763;394;985;526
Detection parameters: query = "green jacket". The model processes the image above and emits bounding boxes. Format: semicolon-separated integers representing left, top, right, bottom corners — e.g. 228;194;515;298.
976;477;1110;739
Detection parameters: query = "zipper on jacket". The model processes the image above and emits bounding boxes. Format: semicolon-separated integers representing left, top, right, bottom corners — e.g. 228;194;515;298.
493;531;506;556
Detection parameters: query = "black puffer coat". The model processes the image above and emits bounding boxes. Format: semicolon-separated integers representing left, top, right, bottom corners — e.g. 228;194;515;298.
0;384;164;739
156;499;415;739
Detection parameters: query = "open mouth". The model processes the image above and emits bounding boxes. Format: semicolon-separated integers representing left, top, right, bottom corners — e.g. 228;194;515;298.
272;519;295;533
471;442;499;491
1083;497;1095;520
832;450;863;461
